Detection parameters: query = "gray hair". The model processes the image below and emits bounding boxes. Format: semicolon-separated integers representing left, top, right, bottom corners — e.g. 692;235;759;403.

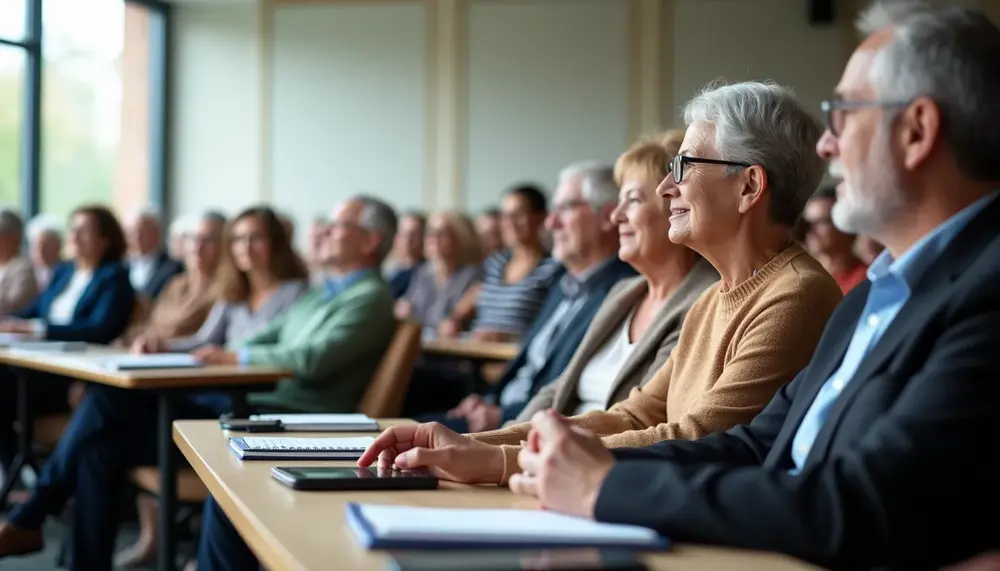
0;209;23;238
352;194;398;264
683;80;825;227
201;210;228;227
857;1;1000;180
27;214;62;242
558;161;618;208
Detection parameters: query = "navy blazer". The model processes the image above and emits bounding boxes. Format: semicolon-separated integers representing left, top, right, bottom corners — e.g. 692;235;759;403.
134;251;183;300
490;258;637;423
595;195;1000;569
15;261;136;344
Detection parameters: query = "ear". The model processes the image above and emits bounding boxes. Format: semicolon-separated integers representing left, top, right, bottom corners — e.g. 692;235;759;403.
737;165;768;215
364;230;382;260
898;96;940;170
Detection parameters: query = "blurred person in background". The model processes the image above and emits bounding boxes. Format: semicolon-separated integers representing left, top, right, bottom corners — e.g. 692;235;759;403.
125;210;183;301
0;209;38;316
475;208;503;260
440;184;559;342
27;214;63;291
395;212;481;334
804;186;869;293
167;214;194;261
384;211;426;298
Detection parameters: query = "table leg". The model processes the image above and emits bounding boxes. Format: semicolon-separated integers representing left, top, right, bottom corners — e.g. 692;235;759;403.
157;393;177;571
0;370;35;506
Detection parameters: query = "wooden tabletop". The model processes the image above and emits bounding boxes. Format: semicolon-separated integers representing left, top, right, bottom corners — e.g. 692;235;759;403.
174;420;819;571
422;338;519;361
0;346;290;390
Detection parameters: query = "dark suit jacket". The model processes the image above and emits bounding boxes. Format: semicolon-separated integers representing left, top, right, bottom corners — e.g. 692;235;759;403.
15;261;136;344
489;258;637;423
594;195;1000;570
134;251;183;300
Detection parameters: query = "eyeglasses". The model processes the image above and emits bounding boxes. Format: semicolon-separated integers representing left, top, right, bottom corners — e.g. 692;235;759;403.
669;155;752;184
820;98;911;137
550;199;590;216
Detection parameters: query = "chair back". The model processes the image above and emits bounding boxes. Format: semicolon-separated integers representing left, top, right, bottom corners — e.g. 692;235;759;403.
357;320;422;417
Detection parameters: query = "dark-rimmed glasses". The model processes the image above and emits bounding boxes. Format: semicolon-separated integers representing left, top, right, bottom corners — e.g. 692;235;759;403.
820;98;911;137
669;155;753;184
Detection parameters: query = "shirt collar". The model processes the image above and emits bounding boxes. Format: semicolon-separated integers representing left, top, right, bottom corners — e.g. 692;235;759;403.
560;256;616;299
868;189;999;288
325;268;372;298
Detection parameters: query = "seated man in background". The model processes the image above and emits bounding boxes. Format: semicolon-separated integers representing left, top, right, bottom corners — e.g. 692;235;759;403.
26;214;62;291
408;163;634;432
0;195;399;570
125;209;183;302
803;187;868;293
384;210;426;298
0;209;38;316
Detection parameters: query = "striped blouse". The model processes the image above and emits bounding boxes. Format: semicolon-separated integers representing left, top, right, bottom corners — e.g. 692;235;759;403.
471;250;560;338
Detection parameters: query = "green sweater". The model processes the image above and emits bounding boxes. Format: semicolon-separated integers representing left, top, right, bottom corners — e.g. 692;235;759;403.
233;272;395;413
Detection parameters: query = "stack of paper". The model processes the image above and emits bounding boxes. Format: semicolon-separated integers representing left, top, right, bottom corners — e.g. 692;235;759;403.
228;436;376;460
346;504;670;550
98;353;203;371
0;333;32;347
9;341;88;353
249;413;379;431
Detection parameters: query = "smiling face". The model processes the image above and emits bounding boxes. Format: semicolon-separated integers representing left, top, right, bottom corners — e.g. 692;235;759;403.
656;122;745;251
610;167;676;271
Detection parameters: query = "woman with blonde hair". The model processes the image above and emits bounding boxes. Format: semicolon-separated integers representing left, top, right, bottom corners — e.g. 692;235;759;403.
396;212;482;333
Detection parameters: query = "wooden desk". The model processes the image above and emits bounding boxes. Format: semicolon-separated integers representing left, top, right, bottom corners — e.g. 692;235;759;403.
422;338;519;362
0;346;291;571
175;420;819;571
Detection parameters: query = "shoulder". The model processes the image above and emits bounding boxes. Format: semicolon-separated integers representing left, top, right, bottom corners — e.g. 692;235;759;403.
8;257;32;273
98;261;133;283
482;251;511;276
280;279;309;297
778;249;844;309
605;275;647;301
160;273;190;296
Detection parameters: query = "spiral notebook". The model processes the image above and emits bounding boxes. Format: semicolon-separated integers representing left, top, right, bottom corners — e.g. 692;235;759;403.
228;436;376;460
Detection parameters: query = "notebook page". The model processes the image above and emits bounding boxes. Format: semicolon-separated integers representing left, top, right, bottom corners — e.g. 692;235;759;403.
101;353;201;369
249;413;375;425
356;505;660;544
241;437;375;451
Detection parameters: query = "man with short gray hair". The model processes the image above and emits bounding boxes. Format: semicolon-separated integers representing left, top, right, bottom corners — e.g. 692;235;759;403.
26;214;61;290
478;2;1000;569
0;209;37;315
410;161;634;434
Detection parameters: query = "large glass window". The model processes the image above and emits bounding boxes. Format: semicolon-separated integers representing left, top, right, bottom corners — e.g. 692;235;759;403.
0;46;25;209
0;1;27;44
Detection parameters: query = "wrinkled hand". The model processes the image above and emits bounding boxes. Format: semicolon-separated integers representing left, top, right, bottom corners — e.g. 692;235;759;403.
508;410;615;518
357;422;506;484
466;403;503;433
0;319;33;334
446;394;483;418
437;318;461;339
131;335;166;354
192;345;237;365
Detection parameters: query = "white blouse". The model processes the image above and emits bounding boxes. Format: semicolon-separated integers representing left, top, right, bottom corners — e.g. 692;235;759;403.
46;269;94;325
573;308;638;416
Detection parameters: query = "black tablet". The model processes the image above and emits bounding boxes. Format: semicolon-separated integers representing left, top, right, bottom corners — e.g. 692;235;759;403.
270;466;439;491
387;549;648;571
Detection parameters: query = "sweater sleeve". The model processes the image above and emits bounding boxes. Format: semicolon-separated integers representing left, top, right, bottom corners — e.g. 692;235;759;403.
598;279;839;449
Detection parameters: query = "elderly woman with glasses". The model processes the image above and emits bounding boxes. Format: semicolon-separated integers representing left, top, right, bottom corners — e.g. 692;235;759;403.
358;81;845;490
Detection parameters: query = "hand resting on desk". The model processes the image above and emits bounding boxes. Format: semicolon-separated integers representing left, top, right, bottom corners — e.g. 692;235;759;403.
357;422;507;484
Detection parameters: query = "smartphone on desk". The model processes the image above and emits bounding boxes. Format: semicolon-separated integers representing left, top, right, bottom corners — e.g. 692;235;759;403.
270;466;439;491
219;415;282;432
386;549;648;571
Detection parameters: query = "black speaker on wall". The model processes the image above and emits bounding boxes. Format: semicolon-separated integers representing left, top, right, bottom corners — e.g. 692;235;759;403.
810;0;835;25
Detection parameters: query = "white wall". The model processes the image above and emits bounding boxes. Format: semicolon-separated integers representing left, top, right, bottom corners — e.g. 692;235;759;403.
171;0;902;228
464;0;630;211
171;3;262;217
269;2;428;229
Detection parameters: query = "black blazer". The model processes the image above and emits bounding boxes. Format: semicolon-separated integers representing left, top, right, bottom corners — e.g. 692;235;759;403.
133;251;183;300
491;259;637;423
594;195;1000;570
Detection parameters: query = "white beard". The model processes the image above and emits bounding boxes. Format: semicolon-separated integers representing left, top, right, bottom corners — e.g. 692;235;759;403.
830;126;906;235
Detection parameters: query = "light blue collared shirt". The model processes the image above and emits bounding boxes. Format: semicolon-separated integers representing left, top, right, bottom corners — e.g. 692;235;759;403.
237;269;373;366
789;191;998;473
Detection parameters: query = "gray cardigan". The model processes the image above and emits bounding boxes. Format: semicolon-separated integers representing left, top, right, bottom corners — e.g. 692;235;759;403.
513;259;719;422
168;280;308;352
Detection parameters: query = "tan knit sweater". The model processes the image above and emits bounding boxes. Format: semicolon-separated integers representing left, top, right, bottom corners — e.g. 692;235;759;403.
473;244;843;483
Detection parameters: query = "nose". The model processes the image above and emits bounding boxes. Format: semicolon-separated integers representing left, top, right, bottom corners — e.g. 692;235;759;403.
816;129;838;161
656;175;678;200
609;201;625;224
